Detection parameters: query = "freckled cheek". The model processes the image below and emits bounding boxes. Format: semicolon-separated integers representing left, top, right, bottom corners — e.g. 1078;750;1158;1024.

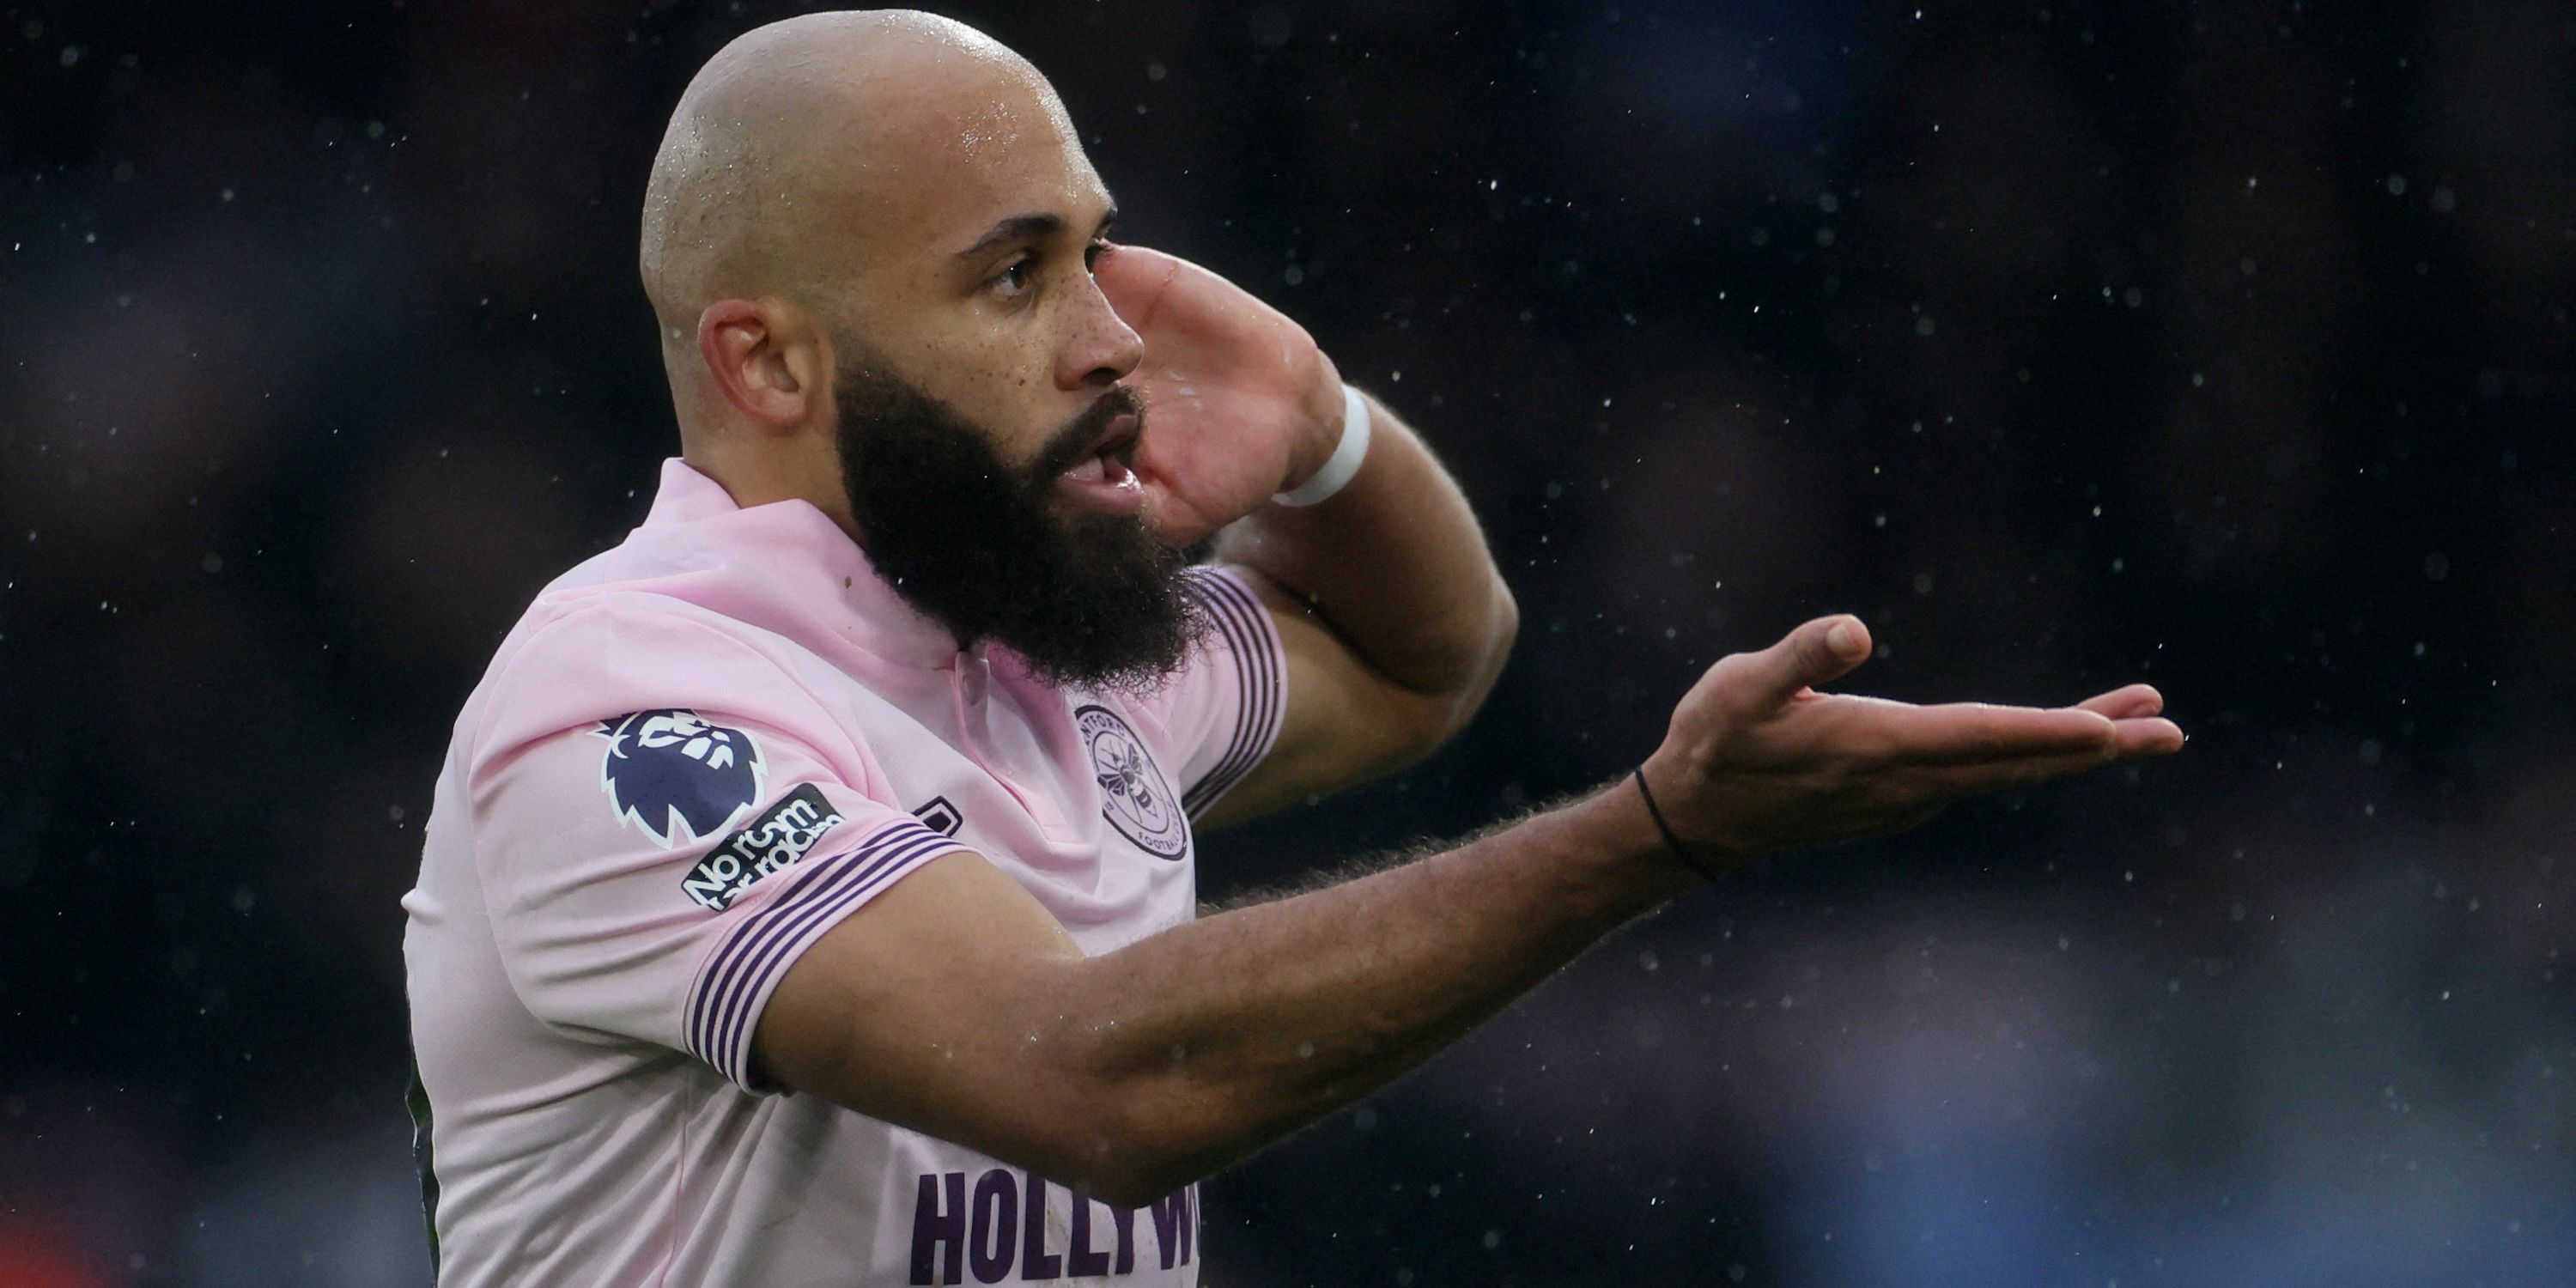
939;333;1070;449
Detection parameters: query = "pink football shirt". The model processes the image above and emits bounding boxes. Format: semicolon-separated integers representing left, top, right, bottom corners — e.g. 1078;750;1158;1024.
401;459;1284;1286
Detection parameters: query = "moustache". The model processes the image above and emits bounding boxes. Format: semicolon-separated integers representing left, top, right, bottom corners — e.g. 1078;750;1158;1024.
1027;385;1147;485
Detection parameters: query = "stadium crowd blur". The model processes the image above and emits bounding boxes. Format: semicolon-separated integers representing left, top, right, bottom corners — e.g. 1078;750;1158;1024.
4;1;2572;1284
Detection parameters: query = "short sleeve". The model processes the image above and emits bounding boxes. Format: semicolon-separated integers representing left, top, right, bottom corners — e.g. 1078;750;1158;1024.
468;605;958;1090
1144;567;1287;821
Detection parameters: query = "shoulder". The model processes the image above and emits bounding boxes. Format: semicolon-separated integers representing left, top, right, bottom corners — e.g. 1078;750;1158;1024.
467;592;829;763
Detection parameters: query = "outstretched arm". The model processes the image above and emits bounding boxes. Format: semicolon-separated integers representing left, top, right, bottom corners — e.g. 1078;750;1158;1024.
1097;247;1518;823
754;616;2184;1205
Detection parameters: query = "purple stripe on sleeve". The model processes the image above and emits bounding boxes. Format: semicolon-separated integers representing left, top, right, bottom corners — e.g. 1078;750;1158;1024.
1181;570;1284;819
702;830;954;1081
684;818;917;1058
1182;575;1273;814
686;822;947;1072
1184;593;1266;811
690;830;953;1086
685;835;916;1074
683;819;955;1083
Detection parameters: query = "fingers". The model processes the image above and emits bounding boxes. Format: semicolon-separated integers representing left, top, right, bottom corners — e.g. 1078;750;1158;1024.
2071;686;2183;754
2108;714;2186;756
1093;244;1183;327
1743;616;1872;708
2076;683;2164;721
1872;701;2118;765
1920;746;2125;797
1856;690;2182;767
1906;713;2184;798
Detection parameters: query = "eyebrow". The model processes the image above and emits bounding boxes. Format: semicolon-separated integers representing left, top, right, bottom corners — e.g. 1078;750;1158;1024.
954;206;1119;260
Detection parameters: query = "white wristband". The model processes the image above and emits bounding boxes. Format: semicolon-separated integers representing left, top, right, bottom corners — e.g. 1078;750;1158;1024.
1272;384;1372;507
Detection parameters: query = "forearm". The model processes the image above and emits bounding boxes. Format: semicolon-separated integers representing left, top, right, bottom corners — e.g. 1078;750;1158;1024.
1048;780;1692;1200
1215;391;1516;703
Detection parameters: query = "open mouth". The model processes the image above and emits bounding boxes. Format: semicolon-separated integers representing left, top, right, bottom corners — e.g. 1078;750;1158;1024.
1058;410;1143;495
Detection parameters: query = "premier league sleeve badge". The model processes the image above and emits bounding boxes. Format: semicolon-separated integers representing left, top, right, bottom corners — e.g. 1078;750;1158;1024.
596;708;768;848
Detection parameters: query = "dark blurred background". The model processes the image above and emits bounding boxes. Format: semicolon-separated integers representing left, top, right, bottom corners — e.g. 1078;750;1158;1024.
3;1;2573;1284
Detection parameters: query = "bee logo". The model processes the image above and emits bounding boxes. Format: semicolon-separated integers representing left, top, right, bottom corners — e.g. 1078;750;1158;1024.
1074;705;1187;860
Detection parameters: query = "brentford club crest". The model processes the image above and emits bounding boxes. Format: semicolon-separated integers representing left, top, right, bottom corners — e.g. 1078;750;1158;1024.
1074;705;1188;860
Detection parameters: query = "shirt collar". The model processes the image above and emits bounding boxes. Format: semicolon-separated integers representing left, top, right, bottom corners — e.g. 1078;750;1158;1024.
640;457;965;671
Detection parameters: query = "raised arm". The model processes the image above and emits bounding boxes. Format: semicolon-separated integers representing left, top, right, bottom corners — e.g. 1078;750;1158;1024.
1096;246;1519;824
1206;391;1516;823
755;616;2185;1205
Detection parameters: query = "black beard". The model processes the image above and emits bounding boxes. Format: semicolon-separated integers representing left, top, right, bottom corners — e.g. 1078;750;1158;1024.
833;355;1200;691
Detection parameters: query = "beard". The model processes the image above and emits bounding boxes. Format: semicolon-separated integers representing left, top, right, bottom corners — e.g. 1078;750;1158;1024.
832;350;1201;692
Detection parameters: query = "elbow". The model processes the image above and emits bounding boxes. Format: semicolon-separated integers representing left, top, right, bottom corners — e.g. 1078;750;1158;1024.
1022;1011;1240;1206
1479;574;1521;691
1046;1076;1240;1208
1414;573;1519;754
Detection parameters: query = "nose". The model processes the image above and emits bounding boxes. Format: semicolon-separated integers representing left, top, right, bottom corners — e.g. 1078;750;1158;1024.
1056;272;1144;392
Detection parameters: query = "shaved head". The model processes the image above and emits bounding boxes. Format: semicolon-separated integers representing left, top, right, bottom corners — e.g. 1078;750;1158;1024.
635;11;1180;683
640;9;1076;380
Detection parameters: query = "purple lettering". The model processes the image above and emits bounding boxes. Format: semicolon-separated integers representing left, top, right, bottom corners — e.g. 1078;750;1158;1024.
1113;1202;1136;1274
969;1168;1018;1284
909;1172;967;1286
1019;1172;1061;1279
1066;1195;1111;1277
1145;1184;1195;1269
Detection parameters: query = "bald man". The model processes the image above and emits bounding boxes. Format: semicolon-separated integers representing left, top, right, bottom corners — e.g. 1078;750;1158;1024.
401;11;2184;1286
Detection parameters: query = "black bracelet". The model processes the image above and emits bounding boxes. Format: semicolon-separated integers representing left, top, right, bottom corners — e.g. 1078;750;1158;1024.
1631;767;1723;884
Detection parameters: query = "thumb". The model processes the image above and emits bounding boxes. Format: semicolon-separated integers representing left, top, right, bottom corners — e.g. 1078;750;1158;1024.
1751;615;1872;705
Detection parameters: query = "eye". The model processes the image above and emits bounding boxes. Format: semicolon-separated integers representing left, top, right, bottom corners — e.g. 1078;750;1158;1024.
992;256;1036;300
1084;240;1109;272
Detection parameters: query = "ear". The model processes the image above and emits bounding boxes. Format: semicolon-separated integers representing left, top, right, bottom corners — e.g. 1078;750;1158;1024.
696;298;831;427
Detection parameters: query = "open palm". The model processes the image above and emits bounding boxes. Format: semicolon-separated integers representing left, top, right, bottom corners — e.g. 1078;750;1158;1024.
1646;616;2186;867
1095;245;1344;546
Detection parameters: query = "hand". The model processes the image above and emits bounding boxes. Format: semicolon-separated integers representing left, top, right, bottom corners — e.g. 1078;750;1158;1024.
1640;616;2184;870
1094;245;1346;545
